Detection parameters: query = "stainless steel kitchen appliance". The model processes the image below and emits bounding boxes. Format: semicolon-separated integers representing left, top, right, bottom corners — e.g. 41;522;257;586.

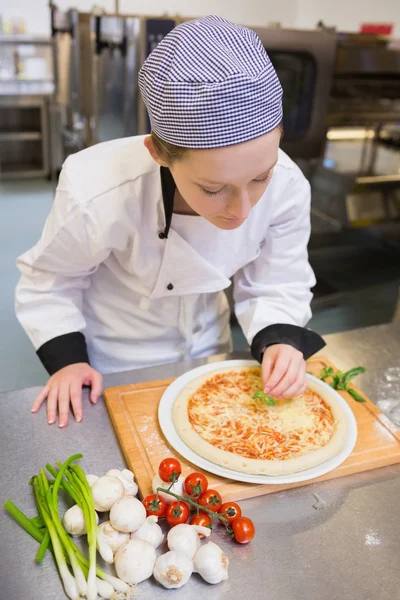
252;27;337;160
50;7;176;170
329;32;400;129
51;8;141;158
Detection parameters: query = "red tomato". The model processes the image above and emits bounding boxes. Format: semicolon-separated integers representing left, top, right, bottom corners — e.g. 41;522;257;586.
142;494;167;518
158;457;182;483
198;489;222;513
165;501;190;526
231;517;255;544
184;472;208;498
218;502;242;524
190;513;212;537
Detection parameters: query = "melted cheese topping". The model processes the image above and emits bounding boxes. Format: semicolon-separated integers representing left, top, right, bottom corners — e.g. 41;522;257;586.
187;368;335;461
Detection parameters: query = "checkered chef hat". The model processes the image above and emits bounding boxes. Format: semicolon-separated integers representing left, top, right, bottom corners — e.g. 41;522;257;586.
138;15;283;148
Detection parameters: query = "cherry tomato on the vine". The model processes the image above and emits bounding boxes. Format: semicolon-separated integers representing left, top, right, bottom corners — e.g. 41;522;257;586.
218;501;242;524
158;457;182;483
231;516;255;544
198;489;222;513
142;494;167;518
184;472;208;498
165;501;190;526
190;513;212;537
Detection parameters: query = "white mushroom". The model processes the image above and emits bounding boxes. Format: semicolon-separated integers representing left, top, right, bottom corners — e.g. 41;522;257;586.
86;474;99;487
131;516;164;549
63;504;99;536
167;523;211;559
152;473;185;504
96;521;130;564
194;541;229;584
110;496;146;533
153;550;193;589
114;539;156;585
106;468;138;497
91;475;125;512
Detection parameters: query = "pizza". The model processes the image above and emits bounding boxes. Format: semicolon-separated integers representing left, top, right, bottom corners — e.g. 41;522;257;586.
172;366;348;476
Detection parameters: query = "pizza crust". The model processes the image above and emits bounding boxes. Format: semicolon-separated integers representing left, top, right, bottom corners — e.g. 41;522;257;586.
172;367;348;476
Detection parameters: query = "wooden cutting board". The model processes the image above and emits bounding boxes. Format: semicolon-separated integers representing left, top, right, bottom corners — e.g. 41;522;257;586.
104;356;400;501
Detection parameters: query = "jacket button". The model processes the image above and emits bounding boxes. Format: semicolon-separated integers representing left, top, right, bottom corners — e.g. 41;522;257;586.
167;283;174;291
158;232;166;239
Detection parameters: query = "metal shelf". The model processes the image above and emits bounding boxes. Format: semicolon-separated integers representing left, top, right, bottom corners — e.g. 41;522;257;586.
0;35;52;44
0;131;42;141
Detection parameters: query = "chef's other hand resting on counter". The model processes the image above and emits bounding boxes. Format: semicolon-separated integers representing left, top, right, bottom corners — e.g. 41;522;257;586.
31;363;102;427
16;16;325;427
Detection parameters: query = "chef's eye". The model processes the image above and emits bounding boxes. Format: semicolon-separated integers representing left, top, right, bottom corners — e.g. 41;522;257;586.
200;186;224;197
253;171;272;184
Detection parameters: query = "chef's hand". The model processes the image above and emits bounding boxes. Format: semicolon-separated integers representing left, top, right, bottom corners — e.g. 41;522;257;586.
262;344;307;398
31;363;103;428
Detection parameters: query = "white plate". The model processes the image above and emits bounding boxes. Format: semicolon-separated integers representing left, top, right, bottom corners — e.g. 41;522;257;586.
158;359;358;485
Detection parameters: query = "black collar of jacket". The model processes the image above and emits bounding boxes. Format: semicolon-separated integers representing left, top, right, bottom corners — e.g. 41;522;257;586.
160;166;176;239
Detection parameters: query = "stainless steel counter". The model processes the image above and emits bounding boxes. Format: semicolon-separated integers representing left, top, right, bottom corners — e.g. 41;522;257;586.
1;323;400;600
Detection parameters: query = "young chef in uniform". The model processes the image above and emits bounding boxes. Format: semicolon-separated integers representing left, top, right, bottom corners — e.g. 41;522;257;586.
16;16;324;427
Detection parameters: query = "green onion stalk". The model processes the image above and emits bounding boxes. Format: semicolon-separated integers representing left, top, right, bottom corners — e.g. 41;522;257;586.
51;456;88;596
68;464;98;600
33;473;79;600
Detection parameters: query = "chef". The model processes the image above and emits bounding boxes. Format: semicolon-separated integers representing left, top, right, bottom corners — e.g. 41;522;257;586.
16;15;324;427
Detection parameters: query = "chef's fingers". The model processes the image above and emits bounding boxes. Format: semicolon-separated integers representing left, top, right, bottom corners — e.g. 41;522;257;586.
261;353;274;391
58;382;71;428
70;380;83;423
263;352;292;394
89;369;103;404
47;383;59;425
31;385;50;413
280;372;307;399
268;355;304;397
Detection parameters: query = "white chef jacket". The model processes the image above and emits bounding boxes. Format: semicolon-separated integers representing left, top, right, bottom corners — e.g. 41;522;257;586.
15;135;315;374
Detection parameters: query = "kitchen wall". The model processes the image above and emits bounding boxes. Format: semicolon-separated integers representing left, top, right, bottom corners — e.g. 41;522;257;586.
1;0;399;36
296;0;399;35
118;0;297;28
0;0;297;35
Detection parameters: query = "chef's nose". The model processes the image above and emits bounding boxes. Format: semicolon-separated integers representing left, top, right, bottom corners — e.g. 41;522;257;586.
227;190;252;220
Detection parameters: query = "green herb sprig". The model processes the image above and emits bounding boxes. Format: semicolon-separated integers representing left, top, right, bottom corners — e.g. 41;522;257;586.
252;391;276;406
318;365;367;402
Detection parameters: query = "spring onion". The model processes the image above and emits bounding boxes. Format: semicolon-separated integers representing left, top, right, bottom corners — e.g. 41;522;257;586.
69;465;98;600
30;515;45;529
4;500;45;544
35;528;50;563
33;473;79;600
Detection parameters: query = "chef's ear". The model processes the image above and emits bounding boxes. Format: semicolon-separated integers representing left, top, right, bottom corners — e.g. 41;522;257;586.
143;136;169;167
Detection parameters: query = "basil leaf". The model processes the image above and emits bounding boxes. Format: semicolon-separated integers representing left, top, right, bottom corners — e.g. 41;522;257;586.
319;366;334;381
330;374;340;389
343;366;366;386
347;388;367;403
253;391;275;406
